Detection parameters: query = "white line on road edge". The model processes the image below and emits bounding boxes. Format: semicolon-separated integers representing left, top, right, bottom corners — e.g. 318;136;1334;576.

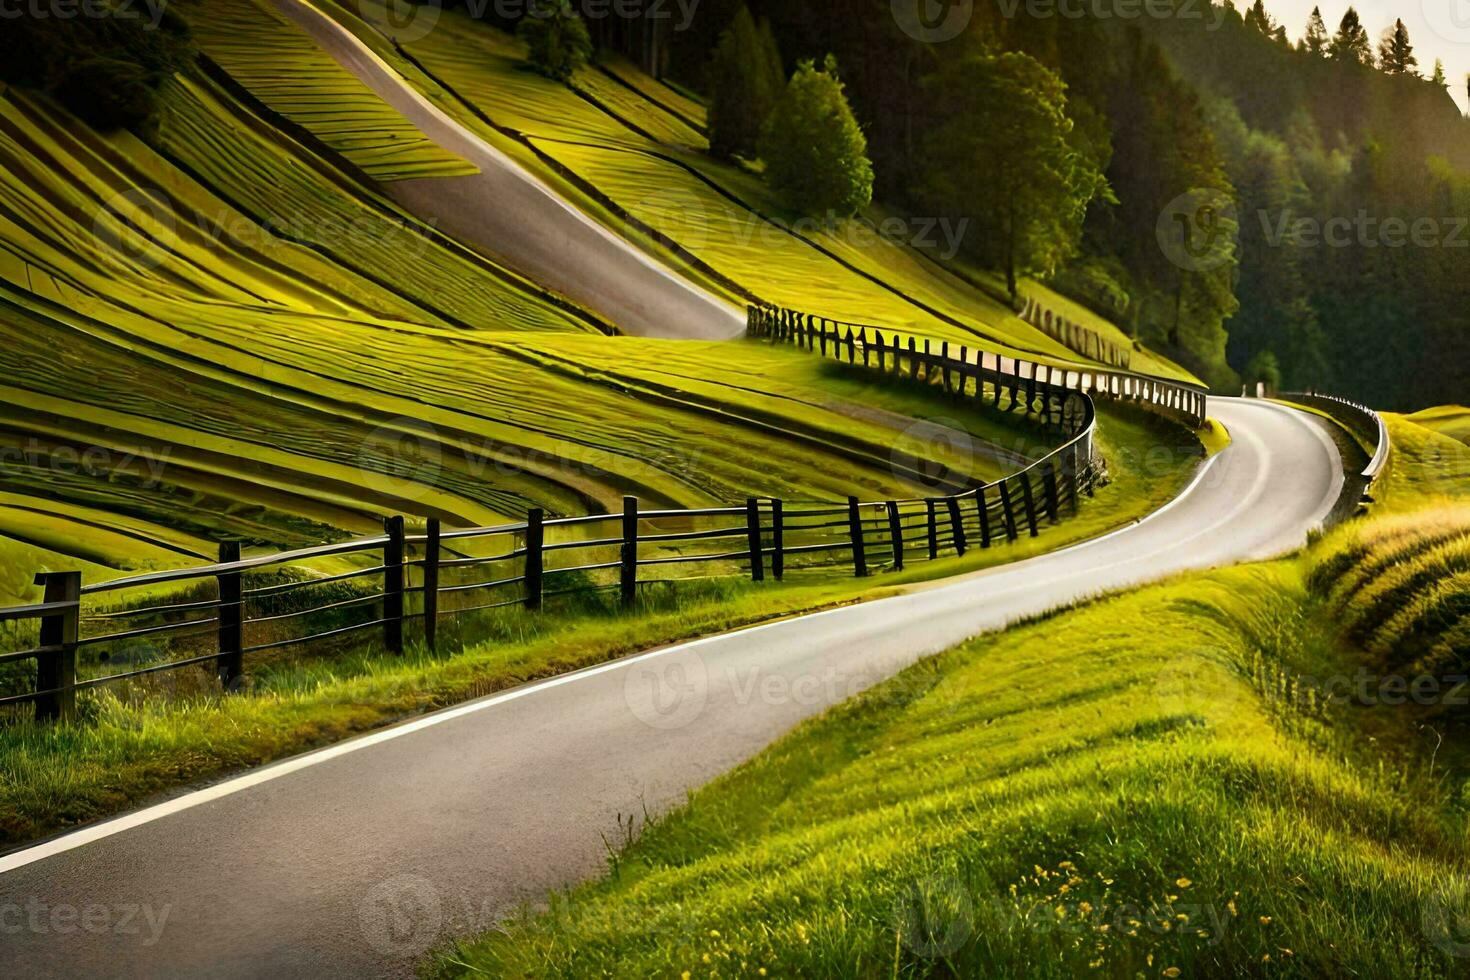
0;402;1304;875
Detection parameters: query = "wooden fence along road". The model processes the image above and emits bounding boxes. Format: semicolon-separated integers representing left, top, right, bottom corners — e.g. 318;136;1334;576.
0;306;1211;723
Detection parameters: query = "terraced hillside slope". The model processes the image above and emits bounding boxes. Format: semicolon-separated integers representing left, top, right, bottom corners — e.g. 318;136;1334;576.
0;2;1088;607
303;0;1198;382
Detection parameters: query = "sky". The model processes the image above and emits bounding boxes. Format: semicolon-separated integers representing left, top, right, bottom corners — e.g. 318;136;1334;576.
1264;1;1470;113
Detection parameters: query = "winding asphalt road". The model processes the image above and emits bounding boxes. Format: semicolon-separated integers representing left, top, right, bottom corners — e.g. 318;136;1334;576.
270;0;745;340
0;397;1344;978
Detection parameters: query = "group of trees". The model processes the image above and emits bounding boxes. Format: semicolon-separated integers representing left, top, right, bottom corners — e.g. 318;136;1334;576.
664;1;1467;407
706;7;873;219
0;4;194;131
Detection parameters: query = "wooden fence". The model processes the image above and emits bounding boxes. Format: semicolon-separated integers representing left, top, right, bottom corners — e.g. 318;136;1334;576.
0;304;1209;724
747;304;1208;428
1017;296;1134;371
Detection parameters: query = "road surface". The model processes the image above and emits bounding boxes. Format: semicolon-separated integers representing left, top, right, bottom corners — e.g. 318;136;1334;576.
0;398;1344;978
269;0;745;340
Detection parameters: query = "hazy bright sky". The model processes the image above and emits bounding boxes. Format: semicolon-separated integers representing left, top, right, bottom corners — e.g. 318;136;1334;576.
1263;1;1470;112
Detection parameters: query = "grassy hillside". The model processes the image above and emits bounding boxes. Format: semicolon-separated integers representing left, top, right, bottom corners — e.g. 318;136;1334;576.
0;33;1072;604
327;0;1197;383
1409;407;1470;447
433;411;1470;979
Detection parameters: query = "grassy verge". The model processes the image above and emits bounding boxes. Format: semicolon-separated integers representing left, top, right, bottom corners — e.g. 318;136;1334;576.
432;559;1470;979
429;414;1470;978
0;404;1202;846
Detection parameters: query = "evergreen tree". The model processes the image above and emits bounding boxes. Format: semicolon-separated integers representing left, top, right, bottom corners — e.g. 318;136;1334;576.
1244;1;1274;37
1302;7;1328;56
759;56;874;219
1329;8;1373;67
517;0;593;84
707;6;782;160
919;51;1108;300
1377;20;1418;76
1431;59;1448;88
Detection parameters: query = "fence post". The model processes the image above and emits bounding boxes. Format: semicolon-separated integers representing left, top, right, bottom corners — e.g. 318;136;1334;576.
975;486;992;549
946;496;966;556
524;509;543;612
861;330;870;367
925;499;939;560
217;541;243;691
745;497;765;582
1063;443;1081;514
874;331;885;372
997;481;1020;542
621;496;639;608
771;499;785;581
384;516;405;655
1019;473;1041;537
847;497;868;577
1042;466;1061;524
885;501;904;571
34;571;80;723
423;518;441;650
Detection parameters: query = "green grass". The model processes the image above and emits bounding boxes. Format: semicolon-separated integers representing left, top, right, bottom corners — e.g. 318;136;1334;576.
181;0;478;181
1409;407;1470;447
427;409;1470;978
0;53;1080;589
1308;505;1470;679
0;402;1204;846
332;1;1197;381
430;557;1470;978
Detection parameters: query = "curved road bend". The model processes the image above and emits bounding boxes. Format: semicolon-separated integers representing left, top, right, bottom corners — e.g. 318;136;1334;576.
0;398;1343;978
268;0;744;340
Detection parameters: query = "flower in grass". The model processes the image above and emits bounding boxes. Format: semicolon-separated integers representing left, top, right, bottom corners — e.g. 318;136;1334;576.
1176;877;1192;889
1259;915;1273;925
1164;969;1182;978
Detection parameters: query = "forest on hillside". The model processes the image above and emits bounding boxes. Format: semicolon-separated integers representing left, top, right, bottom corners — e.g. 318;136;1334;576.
622;0;1470;409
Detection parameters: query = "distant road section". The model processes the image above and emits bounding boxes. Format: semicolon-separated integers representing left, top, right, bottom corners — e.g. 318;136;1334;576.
271;0;745;339
0;399;1344;979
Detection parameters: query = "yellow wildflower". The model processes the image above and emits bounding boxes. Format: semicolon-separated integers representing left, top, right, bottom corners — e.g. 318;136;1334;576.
1176;878;1192;889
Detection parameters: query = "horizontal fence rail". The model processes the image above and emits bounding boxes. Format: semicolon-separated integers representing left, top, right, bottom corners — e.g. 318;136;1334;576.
1279;391;1391;504
1018;296;1133;371
746;303;1209;428
0;304;1208;724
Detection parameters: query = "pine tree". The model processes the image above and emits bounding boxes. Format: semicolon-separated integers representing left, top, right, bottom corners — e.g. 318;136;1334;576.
1244;1;1274;37
1329;8;1373;67
1431;59;1448;87
759;56;874;219
707;6;781;160
1302;7;1328;56
1377;20;1418;76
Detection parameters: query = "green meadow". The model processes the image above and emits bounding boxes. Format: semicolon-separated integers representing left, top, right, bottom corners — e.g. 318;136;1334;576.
431;414;1470;978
